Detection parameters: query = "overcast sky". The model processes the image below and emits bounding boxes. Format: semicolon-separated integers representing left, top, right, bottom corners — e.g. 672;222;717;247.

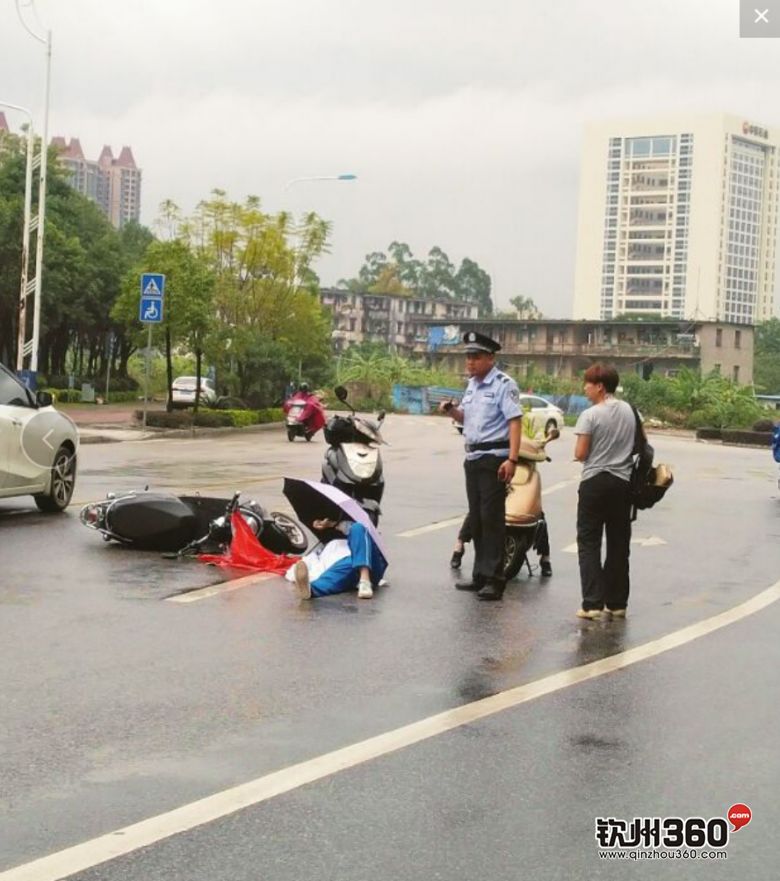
2;0;779;314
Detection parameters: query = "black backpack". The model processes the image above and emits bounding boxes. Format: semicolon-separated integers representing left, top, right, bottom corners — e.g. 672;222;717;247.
629;406;672;521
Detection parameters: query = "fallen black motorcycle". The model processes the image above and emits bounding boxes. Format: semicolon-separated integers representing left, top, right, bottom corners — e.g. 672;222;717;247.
80;490;308;556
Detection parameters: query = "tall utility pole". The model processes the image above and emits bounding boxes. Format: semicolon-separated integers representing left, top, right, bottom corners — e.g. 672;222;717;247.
15;0;52;384
0;102;35;374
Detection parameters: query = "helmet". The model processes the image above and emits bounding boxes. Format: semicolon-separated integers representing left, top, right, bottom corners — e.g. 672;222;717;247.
299;382;310;392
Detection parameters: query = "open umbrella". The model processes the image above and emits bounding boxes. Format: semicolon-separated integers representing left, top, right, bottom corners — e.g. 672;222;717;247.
282;478;388;560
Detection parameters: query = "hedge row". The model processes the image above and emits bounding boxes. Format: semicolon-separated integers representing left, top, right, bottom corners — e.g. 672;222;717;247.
696;427;773;446
47;388;140;403
136;408;284;429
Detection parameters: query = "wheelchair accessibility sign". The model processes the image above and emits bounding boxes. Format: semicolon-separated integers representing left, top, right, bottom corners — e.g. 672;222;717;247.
139;272;165;323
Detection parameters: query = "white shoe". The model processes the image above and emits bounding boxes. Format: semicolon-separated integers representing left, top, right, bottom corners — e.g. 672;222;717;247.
294;561;311;600
576;608;603;620
357;579;373;599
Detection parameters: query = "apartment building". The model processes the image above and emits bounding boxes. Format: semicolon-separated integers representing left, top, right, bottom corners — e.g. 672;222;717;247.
51;137;142;229
574;114;779;324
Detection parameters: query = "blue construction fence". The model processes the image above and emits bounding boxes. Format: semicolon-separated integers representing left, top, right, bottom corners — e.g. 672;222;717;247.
392;385;589;416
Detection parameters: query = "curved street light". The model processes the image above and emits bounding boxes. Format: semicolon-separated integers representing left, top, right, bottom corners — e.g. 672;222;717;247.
284;173;358;192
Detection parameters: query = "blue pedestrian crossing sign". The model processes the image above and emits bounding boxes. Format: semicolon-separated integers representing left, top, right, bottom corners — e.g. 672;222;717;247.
140;296;163;323
139;272;165;323
140;272;165;299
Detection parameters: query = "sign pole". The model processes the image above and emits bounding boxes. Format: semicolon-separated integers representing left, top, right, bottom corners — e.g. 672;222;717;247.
142;324;151;429
138;272;165;430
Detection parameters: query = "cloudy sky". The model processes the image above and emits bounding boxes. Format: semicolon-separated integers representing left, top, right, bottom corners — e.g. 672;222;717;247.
2;0;779;314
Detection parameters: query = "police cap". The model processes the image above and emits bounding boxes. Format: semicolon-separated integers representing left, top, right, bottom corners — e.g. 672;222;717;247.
462;331;501;354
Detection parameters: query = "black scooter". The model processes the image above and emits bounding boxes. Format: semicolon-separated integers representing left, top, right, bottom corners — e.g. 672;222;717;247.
321;386;386;524
80;490;308;556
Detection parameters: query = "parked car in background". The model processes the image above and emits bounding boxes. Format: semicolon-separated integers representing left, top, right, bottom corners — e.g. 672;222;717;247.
518;395;564;436
0;362;78;511
171;376;217;409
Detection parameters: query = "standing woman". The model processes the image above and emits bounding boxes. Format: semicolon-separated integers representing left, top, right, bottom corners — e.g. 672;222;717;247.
573;363;637;620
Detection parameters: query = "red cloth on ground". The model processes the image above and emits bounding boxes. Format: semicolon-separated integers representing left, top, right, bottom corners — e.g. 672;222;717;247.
198;511;300;574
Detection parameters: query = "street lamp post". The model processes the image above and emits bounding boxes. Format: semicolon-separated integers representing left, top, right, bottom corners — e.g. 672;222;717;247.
16;0;52;379
0;102;35;373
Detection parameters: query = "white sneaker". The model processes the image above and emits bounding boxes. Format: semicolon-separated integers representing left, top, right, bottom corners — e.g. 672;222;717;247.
294;561;311;600
357;580;373;599
576;608;603;620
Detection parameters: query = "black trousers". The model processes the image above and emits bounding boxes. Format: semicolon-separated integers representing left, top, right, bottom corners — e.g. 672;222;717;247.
458;512;550;557
576;471;632;611
464;455;506;586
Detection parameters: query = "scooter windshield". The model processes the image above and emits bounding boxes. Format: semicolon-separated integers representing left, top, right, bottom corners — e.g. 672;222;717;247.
353;416;384;445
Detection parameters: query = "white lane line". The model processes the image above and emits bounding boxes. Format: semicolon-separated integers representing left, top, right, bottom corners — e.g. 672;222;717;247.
6;578;779;881
397;515;465;538
397;477;578;538
562;536;668;554
165;572;275;603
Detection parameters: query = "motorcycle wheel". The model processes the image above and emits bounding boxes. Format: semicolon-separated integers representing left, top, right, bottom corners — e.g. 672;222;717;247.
287;427;296;442
269;512;308;553
503;529;533;580
304;431;313;442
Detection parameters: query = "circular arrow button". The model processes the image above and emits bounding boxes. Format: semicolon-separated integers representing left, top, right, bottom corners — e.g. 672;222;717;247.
20;410;79;470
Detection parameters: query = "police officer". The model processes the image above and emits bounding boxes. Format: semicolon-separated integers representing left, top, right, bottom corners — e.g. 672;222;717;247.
439;331;523;601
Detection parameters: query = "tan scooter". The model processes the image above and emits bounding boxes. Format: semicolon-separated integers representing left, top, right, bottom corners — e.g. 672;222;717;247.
503;428;559;579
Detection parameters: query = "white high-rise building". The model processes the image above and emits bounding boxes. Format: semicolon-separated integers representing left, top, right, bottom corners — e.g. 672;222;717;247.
573;114;779;324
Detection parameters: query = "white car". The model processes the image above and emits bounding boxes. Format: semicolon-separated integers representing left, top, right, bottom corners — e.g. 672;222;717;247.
171;376;217;409
518;394;564;437
0;363;78;511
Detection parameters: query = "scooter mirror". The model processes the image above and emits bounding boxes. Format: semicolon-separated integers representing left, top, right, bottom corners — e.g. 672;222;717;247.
377;411;386;422
335;386;349;402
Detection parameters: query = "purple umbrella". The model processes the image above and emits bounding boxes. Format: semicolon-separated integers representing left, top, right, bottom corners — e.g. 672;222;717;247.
282;478;388;560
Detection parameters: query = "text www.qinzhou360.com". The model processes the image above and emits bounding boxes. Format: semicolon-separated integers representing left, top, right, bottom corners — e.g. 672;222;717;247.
599;849;728;861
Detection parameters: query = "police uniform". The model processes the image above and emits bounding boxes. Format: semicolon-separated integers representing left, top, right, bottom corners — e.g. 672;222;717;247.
457;331;522;600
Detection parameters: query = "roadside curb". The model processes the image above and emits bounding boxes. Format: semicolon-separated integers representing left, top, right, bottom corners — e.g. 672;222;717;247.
76;422;285;444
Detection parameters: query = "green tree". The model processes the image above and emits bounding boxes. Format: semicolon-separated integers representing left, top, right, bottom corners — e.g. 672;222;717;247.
509;295;541;319
112;238;215;410
181;191;333;402
455;258;493;315
754;318;780;393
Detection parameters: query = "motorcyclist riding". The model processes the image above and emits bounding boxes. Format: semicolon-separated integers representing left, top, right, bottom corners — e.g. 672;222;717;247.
283;382;326;442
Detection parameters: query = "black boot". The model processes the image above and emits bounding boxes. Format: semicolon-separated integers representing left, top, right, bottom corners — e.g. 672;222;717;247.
455;579;482;592
477;582;505;601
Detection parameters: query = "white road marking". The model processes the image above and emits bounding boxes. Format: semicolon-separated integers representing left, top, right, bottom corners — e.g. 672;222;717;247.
397;515;465;537
397;478;579;538
562;535;667;554
165;572;275;603
6;578;779;881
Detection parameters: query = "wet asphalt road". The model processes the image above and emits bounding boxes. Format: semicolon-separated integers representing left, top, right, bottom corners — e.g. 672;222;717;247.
1;416;778;880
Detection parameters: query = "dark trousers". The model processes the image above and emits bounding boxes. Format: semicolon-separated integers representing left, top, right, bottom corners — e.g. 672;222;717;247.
577;472;632;611
459;512;550;557
464;455;506;586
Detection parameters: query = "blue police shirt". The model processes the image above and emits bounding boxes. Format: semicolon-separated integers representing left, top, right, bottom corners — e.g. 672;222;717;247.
461;366;522;460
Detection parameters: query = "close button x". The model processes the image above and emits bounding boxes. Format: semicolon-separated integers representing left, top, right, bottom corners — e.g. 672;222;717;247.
755;8;770;22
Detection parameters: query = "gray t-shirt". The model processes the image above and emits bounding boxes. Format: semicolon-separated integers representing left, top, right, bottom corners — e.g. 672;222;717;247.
574;398;636;483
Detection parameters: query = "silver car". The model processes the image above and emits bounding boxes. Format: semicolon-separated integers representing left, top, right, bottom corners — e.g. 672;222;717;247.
171;376;217;409
0;363;78;511
518;394;565;437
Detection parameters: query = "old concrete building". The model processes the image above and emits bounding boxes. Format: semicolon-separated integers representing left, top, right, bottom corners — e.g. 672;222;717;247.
319;288;479;353
415;318;754;385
